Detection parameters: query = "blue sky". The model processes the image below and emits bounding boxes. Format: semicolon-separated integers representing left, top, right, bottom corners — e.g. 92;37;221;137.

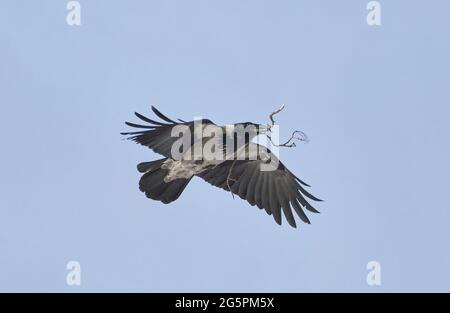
1;0;449;292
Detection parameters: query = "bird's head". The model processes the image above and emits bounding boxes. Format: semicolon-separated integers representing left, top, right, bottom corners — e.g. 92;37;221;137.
234;122;268;138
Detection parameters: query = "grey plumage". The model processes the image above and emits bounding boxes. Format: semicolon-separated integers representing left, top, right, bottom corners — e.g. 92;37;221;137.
121;106;322;228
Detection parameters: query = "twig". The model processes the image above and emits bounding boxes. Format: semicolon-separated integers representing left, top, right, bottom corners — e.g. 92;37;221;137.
266;104;309;148
267;130;309;147
269;104;285;128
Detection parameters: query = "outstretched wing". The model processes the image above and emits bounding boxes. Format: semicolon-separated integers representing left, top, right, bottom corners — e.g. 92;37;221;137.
121;106;215;158
196;144;322;227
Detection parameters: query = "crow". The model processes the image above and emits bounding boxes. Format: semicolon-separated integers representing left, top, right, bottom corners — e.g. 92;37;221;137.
121;106;322;228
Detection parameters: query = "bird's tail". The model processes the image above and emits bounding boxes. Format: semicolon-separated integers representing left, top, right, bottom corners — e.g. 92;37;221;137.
137;158;191;204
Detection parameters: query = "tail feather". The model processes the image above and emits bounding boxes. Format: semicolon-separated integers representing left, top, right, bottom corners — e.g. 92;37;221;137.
137;159;164;173
138;158;191;204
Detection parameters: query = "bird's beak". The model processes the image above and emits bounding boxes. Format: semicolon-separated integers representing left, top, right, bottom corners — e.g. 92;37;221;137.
258;125;268;134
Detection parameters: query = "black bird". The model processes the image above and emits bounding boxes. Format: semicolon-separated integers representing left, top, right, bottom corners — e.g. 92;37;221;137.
121;106;322;228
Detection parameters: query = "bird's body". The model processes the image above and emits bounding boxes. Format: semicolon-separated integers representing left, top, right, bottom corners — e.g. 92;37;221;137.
121;106;322;228
161;158;218;182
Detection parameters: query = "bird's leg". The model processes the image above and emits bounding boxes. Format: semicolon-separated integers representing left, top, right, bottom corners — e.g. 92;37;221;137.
225;144;247;199
226;158;238;199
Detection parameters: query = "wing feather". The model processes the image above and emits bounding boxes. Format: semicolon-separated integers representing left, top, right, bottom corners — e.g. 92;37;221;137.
121;107;216;158
196;143;321;228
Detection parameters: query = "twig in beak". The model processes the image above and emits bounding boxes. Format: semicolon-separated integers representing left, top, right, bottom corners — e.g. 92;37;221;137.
269;104;285;127
268;130;309;147
266;104;309;148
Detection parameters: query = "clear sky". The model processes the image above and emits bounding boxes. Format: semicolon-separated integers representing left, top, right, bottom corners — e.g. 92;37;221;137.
1;0;449;292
